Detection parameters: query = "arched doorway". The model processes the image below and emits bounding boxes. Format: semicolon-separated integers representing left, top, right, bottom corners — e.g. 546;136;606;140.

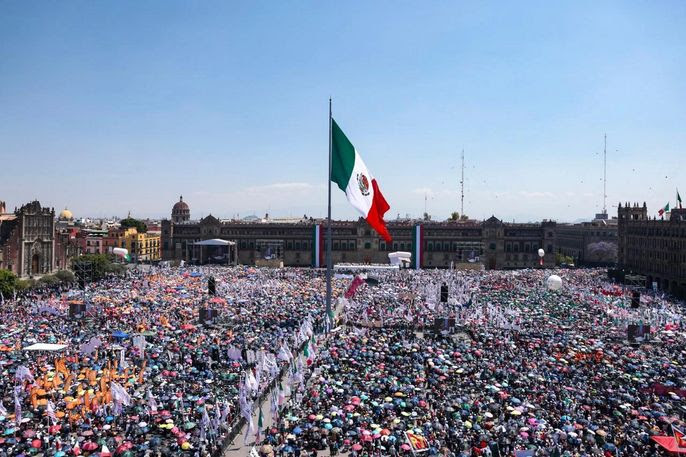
31;254;40;275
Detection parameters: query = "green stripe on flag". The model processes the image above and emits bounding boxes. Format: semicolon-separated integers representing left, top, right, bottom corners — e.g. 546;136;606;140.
331;119;356;192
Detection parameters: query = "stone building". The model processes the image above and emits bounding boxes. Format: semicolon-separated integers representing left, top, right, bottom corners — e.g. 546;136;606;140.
0;201;55;277
161;197;557;269
617;202;686;297
556;214;618;266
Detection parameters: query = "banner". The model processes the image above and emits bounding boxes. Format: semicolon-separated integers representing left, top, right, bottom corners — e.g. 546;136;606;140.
405;431;429;453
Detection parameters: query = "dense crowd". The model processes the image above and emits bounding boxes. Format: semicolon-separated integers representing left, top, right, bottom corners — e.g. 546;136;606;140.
0;266;340;456
2;266;685;457
260;269;686;457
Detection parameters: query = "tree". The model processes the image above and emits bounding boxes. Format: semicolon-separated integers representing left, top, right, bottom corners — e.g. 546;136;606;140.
586;241;618;264
450;212;460;221
120;217;147;233
55;270;75;283
556;253;574;266
39;274;61;287
72;253;125;285
0;269;18;299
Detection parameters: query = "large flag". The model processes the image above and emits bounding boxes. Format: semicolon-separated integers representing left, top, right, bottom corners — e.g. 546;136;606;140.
678;189;683;209
331;119;392;242
673;424;686;449
658;202;670;217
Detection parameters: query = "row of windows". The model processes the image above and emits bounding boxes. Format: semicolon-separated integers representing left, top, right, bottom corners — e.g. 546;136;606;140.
625;227;686;237
505;242;540;253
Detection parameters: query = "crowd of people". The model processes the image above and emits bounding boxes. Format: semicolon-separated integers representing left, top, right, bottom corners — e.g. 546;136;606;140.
260;269;686;457
0;266;340;456
1;265;685;457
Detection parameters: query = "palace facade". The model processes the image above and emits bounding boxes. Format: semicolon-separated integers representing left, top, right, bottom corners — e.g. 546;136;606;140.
161;197;557;269
618;202;686;297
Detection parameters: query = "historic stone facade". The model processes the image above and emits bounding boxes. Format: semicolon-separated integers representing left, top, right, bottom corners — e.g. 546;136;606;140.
161;199;558;269
0;201;55;277
556;215;618;266
618;202;686;297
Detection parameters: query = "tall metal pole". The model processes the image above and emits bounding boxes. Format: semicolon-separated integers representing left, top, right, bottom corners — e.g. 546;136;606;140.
326;98;333;322
603;133;607;215
460;149;465;217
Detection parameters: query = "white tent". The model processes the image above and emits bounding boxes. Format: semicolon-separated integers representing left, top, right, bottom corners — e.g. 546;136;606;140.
193;239;235;246
23;343;68;352
388;251;411;267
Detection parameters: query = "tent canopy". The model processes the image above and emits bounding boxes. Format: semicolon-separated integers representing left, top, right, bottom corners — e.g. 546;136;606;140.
23;343;68;352
193;239;235;246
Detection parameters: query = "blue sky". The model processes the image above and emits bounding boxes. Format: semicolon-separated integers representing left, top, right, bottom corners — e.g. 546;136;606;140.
1;1;684;222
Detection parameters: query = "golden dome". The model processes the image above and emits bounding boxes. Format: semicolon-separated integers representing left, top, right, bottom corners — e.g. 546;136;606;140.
59;208;73;220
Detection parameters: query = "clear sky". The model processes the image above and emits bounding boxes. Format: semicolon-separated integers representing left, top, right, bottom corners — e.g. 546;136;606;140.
1;1;684;222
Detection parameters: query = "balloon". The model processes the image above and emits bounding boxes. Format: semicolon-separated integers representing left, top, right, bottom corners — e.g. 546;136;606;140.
538;248;545;258
547;275;562;291
112;247;128;257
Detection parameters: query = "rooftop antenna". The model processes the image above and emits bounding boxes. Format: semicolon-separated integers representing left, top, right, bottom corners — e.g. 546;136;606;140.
460;149;465;217
603;134;607;215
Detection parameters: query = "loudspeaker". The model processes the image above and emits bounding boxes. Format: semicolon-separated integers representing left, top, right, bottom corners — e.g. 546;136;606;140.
199;307;218;324
631;291;640;308
440;284;448;303
207;276;216;296
627;324;650;342
69;302;86;318
433;317;456;333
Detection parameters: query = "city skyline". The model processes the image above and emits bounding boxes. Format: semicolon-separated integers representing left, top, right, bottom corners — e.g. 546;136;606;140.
2;1;685;222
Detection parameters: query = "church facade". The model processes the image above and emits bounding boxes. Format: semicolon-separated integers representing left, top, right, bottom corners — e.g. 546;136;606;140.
0;201;56;277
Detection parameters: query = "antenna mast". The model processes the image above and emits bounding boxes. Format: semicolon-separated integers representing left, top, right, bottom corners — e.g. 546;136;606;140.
603;134;607;215
460;149;465;217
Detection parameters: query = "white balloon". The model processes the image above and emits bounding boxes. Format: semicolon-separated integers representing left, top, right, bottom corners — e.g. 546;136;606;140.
538;248;545;258
547;275;562;291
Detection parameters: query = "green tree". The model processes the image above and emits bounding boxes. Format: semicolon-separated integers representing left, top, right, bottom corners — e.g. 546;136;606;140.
72;253;124;284
0;269;18;298
555;252;575;266
120;218;147;233
450;212;460;221
39;274;61;287
55;270;75;283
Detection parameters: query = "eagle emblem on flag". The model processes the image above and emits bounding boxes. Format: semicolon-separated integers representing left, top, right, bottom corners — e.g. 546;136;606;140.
357;173;370;196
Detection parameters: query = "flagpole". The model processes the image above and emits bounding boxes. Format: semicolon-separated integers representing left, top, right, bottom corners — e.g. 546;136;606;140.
326;98;333;325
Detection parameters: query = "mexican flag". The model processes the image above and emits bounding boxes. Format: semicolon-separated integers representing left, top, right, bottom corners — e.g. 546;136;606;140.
331;119;392;242
678;189;683;209
255;406;263;442
658;202;670;216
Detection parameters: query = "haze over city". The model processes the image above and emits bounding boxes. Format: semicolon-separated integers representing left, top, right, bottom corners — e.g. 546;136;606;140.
2;1;685;221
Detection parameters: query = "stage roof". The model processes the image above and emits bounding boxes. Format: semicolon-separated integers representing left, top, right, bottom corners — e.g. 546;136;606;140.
23;343;68;352
193;239;236;246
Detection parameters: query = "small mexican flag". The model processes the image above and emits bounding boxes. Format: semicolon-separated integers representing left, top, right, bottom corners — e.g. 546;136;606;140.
658;202;670;216
331;119;392;242
256;406;263;442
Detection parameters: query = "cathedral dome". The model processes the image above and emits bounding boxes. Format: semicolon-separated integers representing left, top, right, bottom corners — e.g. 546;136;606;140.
173;199;189;212
172;196;190;223
59;208;73;220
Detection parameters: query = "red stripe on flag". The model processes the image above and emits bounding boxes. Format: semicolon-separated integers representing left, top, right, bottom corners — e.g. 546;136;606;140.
367;179;392;242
